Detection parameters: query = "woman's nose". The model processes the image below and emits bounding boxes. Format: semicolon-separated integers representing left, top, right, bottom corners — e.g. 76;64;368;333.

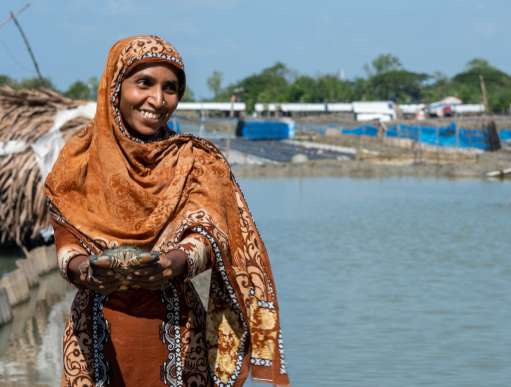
149;88;165;108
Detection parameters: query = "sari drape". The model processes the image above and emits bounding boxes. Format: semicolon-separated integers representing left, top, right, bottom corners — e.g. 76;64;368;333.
45;35;289;386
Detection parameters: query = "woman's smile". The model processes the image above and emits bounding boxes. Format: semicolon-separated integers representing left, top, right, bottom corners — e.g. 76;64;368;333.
135;107;166;125
137;108;165;121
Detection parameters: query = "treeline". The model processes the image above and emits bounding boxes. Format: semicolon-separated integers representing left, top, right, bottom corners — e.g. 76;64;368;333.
1;54;511;114
0;74;99;101
207;54;511;114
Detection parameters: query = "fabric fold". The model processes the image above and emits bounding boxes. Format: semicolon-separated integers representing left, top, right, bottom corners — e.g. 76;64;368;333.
45;35;289;387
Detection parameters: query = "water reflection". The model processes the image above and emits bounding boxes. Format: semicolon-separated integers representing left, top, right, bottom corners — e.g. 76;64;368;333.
0;271;73;386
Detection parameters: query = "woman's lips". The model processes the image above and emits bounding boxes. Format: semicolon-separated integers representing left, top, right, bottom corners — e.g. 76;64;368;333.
137;109;165;125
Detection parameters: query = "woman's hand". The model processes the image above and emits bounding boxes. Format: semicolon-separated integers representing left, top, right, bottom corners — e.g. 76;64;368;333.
128;249;188;290
67;255;124;295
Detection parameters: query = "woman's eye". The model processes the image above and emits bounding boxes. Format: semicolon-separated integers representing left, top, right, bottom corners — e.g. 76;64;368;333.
136;78;152;87
164;82;177;93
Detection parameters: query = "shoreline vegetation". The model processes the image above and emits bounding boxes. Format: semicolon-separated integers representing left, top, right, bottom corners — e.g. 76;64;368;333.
2;54;511;114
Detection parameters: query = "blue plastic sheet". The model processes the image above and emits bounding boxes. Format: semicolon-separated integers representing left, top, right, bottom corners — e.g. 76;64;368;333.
344;121;492;150
239;120;295;140
167;119;181;133
341;125;378;137
499;128;511;142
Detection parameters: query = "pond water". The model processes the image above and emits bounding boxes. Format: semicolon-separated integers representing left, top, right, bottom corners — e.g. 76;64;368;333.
0;177;510;386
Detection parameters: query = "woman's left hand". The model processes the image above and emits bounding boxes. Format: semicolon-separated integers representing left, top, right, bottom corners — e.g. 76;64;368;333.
127;249;188;290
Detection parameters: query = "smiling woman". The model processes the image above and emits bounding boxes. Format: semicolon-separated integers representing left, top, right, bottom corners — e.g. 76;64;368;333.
119;62;180;139
44;35;290;387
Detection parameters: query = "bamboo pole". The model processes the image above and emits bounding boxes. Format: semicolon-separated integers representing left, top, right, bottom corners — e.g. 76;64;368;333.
10;9;43;81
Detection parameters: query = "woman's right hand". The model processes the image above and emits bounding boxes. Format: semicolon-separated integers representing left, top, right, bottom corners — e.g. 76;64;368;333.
67;255;124;295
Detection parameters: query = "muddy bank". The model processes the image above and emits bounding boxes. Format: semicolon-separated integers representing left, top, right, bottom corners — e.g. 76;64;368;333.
227;131;511;179
231;153;511;179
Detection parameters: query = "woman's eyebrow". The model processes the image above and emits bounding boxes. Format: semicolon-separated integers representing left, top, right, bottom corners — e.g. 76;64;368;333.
134;73;155;80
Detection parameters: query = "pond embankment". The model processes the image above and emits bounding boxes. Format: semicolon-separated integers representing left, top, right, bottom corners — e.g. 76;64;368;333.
226;133;511;179
0;246;57;325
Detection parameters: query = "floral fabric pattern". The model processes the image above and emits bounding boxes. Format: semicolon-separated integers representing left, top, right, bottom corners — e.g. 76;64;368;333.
46;35;289;387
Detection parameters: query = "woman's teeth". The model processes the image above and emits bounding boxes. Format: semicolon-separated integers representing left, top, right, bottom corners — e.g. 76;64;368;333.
139;109;162;120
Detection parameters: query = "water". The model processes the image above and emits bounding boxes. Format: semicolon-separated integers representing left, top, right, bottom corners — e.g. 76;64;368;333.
0;177;510;386
0;247;23;273
0;271;73;386
243;178;511;387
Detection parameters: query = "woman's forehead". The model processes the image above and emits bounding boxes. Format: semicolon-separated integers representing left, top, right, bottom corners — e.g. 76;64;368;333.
124;61;180;80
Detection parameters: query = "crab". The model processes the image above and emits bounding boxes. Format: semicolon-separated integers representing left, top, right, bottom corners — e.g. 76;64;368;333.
89;246;160;290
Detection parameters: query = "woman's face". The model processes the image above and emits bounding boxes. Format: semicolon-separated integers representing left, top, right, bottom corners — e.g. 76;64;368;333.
119;62;179;138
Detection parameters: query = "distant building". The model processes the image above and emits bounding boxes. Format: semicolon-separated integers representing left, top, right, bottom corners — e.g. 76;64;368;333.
176;102;246;117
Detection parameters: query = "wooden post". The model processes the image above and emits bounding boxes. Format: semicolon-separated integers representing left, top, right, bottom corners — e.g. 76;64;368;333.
479;74;489;114
10;9;44;81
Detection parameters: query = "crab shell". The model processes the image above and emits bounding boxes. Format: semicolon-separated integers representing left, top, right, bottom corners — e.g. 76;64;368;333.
91;246;160;273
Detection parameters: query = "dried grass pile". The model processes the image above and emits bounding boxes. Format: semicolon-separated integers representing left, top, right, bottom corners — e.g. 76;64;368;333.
0;86;90;250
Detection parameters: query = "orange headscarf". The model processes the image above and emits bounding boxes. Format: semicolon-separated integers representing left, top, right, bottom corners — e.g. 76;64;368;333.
45;35;191;247
45;35;290;386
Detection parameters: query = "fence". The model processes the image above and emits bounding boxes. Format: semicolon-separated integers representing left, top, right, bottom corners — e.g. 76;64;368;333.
336;122;511;151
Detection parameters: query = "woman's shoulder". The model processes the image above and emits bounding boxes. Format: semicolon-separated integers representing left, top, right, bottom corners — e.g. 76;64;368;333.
175;134;233;176
176;134;226;161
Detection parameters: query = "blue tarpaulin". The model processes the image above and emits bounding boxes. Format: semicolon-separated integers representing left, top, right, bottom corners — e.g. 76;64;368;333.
339;121;505;150
499;128;511;142
341;125;378;137
237;120;295;140
386;122;490;149
167;119;181;133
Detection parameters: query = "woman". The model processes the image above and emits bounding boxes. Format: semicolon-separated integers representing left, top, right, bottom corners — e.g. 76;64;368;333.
45;35;289;387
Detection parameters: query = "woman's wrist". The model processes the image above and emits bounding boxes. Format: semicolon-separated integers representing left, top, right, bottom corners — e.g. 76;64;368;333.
67;255;88;284
161;249;189;278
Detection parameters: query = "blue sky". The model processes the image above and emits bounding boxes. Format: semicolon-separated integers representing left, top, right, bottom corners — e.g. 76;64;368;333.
0;0;509;98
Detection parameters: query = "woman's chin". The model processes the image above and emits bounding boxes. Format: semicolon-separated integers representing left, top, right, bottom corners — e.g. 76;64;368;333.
131;124;164;138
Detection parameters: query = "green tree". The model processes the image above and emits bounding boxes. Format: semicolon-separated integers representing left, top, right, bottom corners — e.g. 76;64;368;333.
0;75;14;87
350;77;370;100
225;62;292;112
364;53;402;76
17;76;55;90
207;71;223;100
368;70;428;103
87;77;99;101
465;58;493;72
287;75;317;102
316;75;353;102
287;75;354;102
64;81;92;100
452;58;511;112
422;71;455;102
181;86;195;102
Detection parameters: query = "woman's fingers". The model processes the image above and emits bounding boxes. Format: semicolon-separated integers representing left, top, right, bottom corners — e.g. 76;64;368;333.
92;267;122;278
90;255;117;269
135;267;173;281
76;250;182;292
128;268;173;288
129;265;164;278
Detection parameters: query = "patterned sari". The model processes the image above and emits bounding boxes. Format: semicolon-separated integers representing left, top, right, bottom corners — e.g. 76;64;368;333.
45;35;289;387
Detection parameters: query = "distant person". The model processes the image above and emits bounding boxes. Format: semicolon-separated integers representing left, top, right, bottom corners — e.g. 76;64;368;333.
45;35;289;387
